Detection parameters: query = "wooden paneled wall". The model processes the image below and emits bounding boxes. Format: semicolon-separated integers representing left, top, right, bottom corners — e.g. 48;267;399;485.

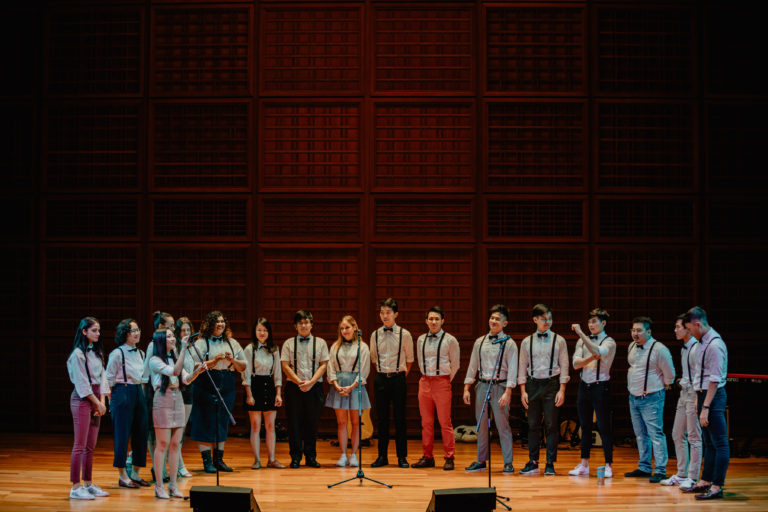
1;1;766;441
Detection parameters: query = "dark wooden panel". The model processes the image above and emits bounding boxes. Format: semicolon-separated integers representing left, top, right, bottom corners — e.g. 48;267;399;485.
596;197;696;242
594;6;695;95
373;101;474;191
485;4;585;94
373;4;473;94
485;197;585;241
151;5;252;96
151;246;250;337
596;101;695;191
487;246;588;337
44;197;140;240
485;100;587;190
0;7;39;97
373;197;474;242
151;196;250;241
706;199;766;243
260;101;362;190
705;102;767;192
45;102;142;190
46;7;143;96
0;246;34;331
0;340;32;430
41;246;140;336
0;102;37;190
150;100;250;190
260;196;361;242
260;5;362;95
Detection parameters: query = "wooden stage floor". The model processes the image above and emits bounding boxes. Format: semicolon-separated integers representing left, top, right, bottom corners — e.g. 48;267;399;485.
0;433;766;511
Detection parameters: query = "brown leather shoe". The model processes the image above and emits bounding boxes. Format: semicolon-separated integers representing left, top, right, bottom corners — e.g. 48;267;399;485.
130;477;150;487
119;479;139;489
443;458;455;471
411;456;435;468
267;460;286;469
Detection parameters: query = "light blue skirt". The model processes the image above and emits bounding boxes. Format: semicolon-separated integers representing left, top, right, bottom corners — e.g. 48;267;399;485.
324;372;371;410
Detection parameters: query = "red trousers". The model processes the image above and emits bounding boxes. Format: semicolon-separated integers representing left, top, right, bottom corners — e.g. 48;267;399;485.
417;375;454;459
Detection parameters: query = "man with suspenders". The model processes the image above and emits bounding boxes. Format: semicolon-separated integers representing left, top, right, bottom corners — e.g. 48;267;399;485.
518;304;570;476
684;307;729;500
281;310;329;468
370;298;414;468
463;304;518;474
412;306;460;470
624;316;675;483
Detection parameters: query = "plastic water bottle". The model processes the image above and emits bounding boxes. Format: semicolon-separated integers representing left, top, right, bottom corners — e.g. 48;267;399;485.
597;466;605;486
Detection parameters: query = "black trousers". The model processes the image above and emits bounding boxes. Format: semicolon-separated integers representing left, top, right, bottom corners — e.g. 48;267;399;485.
526;376;560;463
284;381;324;461
576;380;613;463
374;372;407;459
110;383;148;468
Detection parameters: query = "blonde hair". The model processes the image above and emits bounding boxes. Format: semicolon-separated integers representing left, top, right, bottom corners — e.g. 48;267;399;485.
332;315;359;354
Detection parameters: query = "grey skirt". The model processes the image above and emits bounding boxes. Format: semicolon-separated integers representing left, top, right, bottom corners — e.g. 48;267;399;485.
152;388;185;429
324;372;371;410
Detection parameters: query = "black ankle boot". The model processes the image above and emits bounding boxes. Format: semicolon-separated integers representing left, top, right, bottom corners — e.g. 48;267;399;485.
200;450;217;473
213;449;233;472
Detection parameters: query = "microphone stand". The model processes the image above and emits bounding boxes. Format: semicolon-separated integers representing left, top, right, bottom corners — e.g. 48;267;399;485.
329;329;391;489
187;334;236;487
475;336;511;511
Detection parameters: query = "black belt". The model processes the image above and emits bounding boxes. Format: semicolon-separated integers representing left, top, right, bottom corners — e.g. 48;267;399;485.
529;375;559;383
381;371;404;378
478;378;502;384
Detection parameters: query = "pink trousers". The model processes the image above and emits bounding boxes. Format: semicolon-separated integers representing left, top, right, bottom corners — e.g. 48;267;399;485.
70;386;101;483
418;375;455;459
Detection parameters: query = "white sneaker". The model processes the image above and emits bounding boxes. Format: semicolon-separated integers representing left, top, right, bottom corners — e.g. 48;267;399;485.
568;464;589;476
660;474;682;486
348;454;359;467
85;484;109;497
678;477;695;490
70;487;95;500
336;454;348;467
604;466;613;478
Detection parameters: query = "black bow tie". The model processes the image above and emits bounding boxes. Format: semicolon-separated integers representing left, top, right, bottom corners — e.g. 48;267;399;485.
383;327;394;332
259;344;269;350
87;346;94;352
537;332;548;338
343;339;354;344
489;334;498;340
298;336;311;343
128;347;138;352
211;335;223;342
427;333;438;338
590;335;598;340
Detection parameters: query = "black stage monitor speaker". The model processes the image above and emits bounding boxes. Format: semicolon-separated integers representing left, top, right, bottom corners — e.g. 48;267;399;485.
189;485;260;512
426;487;496;512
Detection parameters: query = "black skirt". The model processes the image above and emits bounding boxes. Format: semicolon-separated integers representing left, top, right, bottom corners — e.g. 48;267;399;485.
244;374;277;412
189;370;236;443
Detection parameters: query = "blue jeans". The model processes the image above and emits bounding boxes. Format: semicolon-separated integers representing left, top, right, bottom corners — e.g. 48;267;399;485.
698;388;729;486
629;390;668;475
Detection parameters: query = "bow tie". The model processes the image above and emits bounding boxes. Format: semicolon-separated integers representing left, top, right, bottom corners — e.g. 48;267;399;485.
590;335;598;340
128;347;138;352
537;332;548;339
343;339;354;344
259;344;269;350
211;335;224;342
298;336;311;343
87;346;95;352
489;334;498;341
427;333;439;339
383;327;394;332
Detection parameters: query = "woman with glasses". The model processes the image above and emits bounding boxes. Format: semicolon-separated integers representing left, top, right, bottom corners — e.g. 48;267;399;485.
106;319;149;488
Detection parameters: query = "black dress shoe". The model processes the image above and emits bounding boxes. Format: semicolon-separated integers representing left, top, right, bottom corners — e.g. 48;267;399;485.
371;457;389;468
130;477;150;487
397;457;409;468
289;459;301;469
695;489;723;500
305;458;321;468
624;468;652;478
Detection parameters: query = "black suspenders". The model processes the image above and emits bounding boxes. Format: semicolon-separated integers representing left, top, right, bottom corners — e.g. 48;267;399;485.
252;344;275;377
698;337;721;390
375;327;403;372
478;334;506;380
293;336;317;378
528;332;558;378
336;344;359;373
119;346;144;384
421;331;446;375
630;341;656;394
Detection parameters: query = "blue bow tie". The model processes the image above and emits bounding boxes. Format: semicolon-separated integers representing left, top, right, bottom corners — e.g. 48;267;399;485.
298;336;311;343
537;332;548;339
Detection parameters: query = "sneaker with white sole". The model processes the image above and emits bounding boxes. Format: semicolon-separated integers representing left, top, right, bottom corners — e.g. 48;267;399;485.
69;487;95;500
660;474;683;486
349;454;359;467
568;464;589;476
85;484;109;497
519;461;540;475
336;454;348;467
678;477;695;490
604;466;613;478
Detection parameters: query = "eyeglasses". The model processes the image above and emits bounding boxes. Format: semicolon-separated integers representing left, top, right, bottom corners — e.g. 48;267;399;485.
130;328;141;333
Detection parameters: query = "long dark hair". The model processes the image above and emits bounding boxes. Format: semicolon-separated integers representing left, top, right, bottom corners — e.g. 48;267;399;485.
72;316;103;364
251;317;277;353
152;329;177;394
